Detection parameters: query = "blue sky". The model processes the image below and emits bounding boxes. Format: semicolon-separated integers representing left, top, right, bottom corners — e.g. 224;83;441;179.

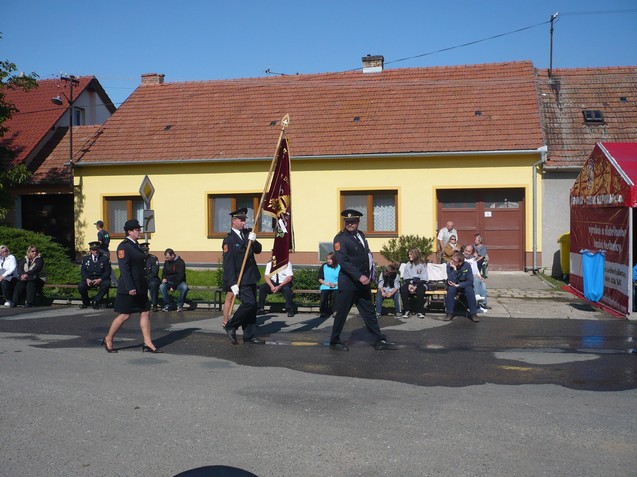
4;1;637;107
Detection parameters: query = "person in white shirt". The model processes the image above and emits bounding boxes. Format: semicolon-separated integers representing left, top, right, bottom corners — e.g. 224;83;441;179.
400;248;429;318
437;221;458;263
462;244;489;311
0;245;18;306
257;260;295;317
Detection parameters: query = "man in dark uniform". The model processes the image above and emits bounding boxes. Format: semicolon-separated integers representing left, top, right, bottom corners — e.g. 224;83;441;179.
78;241;112;309
329;209;397;351
140;242;161;312
222;208;264;345
95;219;117;286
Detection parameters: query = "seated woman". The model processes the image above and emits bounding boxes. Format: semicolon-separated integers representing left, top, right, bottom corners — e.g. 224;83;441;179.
376;263;401;317
444;251;479;322
318;252;340;318
442;235;459;263
400;248;429;318
12;245;45;307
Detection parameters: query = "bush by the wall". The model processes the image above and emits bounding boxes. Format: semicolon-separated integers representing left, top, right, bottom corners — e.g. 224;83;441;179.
0;226;79;284
379;234;435;264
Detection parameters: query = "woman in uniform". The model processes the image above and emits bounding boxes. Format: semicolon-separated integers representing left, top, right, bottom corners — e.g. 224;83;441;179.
102;219;162;353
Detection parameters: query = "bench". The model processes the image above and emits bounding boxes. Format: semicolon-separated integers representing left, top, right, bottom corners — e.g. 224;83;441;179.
43;283;115;307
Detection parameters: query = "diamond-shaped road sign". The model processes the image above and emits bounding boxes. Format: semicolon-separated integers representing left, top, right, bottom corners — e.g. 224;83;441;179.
139;175;155;208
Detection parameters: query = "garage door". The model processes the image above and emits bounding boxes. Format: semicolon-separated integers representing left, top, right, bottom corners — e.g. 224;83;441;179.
437;188;525;271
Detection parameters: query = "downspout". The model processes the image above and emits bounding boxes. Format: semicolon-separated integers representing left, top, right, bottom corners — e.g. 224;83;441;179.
533;146;548;273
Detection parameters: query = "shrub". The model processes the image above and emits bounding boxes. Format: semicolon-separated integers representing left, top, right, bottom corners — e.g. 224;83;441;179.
380;234;435;264
0;226;79;284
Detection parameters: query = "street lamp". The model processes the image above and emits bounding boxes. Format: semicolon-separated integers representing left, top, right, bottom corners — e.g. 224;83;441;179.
51;75;80;165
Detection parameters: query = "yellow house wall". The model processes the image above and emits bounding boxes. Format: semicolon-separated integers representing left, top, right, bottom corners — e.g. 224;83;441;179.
74;152;541;262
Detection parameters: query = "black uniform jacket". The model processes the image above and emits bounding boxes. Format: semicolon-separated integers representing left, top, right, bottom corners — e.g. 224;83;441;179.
222;229;262;286
145;254;160;281
333;229;371;291
80;252;111;281
116;238;148;295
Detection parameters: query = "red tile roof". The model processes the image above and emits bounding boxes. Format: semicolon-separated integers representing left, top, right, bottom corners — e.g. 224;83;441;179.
536;66;637;169
76;61;543;165
29;125;101;184
1;76;103;168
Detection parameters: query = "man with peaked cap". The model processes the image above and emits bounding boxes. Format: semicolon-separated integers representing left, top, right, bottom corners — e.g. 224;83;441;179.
222;208;264;344
78;241;112;309
140;242;161;312
329;209;397;351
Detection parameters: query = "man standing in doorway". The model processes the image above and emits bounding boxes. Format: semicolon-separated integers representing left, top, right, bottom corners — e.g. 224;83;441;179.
329;209;396;351
437;221;458;264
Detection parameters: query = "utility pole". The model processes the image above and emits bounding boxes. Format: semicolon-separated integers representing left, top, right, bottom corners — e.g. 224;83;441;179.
549;12;559;78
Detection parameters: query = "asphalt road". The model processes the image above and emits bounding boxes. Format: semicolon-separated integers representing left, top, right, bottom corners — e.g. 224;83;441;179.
1;302;636;476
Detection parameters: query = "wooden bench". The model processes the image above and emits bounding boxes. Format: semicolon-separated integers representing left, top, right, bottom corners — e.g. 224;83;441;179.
43;283;115;307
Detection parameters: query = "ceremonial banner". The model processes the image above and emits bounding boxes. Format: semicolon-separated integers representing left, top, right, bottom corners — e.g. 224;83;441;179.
263;136;294;275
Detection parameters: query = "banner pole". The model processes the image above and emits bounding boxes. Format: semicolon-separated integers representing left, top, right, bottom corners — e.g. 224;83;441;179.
229;114;290;312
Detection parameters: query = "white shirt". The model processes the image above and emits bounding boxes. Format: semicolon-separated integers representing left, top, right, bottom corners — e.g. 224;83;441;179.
265;261;293;285
0;253;17;280
437;227;458;247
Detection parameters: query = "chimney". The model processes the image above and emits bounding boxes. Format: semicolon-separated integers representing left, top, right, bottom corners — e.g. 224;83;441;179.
362;55;384;73
141;73;165;85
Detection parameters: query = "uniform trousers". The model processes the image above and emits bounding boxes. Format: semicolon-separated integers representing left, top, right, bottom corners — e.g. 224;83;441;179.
258;282;294;310
78;279;111;306
147;278;160;307
330;284;385;345
226;283;258;339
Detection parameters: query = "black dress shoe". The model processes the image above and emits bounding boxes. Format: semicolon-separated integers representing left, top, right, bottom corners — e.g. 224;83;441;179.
329;342;349;351
256;309;266;315
468;314;480;322
142;344;164;353
374;339;397;350
92;301;100;310
226;327;238;344
287;311;295;317
79;304;89;309
243;337;265;344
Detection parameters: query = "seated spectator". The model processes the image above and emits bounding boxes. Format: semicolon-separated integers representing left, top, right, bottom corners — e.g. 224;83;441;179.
442;235;459;263
258;260;295;317
78;241;112;309
444;251;479;322
318;252;340;318
0;245;18;307
376;263;401;317
160;248;189;312
462;243;489;311
141;242;161;312
474;234;489;278
12;245;46;308
400;248;429;318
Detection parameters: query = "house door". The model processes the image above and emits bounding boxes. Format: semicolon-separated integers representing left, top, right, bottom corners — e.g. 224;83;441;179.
437;188;525;271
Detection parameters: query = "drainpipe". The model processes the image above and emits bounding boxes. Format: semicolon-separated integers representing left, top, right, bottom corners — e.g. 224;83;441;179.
533;146;548;274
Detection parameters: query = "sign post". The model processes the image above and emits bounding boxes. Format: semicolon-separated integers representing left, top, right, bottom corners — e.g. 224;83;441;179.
139;176;155;242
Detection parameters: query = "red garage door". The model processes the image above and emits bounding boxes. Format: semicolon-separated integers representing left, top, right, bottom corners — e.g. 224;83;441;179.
437;188;525;271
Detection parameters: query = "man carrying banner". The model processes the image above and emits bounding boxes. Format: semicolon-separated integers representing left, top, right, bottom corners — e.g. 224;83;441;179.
329;209;397;351
222;208;264;345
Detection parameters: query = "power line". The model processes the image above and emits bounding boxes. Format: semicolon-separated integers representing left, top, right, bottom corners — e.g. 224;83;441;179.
385;20;551;67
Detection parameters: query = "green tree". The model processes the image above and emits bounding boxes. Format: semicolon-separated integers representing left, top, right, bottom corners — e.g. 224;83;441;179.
0;33;39;220
379;234;435;264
